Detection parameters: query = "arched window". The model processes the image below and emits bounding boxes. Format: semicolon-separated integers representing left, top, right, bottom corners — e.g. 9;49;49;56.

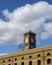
47;59;51;64
14;63;17;65
37;54;41;57
37;60;41;65
8;64;11;65
21;62;24;65
29;61;32;65
47;53;51;56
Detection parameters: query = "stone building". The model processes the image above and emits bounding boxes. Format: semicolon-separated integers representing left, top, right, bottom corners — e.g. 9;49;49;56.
0;31;52;65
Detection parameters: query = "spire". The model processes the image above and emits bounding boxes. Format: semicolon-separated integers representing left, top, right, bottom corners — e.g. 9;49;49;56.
29;24;30;32
24;23;36;35
29;23;31;32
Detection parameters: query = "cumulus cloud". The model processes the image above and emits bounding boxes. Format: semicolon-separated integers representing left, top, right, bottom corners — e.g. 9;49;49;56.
0;53;7;56
41;32;50;39
44;23;52;34
0;1;52;45
41;22;52;39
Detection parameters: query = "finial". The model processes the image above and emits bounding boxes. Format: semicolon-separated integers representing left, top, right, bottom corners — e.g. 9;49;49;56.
29;24;30;32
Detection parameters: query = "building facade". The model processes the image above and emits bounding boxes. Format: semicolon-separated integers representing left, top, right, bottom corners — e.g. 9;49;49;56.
0;31;52;65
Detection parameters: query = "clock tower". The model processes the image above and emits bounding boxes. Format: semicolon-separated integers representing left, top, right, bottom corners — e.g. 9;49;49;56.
24;31;36;50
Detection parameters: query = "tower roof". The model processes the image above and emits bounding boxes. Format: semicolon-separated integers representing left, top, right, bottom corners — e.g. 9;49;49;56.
24;30;36;35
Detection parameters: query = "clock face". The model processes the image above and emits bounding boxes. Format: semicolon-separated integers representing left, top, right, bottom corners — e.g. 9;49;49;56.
31;38;34;43
25;37;28;43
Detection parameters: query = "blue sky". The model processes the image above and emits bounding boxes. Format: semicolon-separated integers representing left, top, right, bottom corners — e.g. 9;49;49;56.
0;0;52;55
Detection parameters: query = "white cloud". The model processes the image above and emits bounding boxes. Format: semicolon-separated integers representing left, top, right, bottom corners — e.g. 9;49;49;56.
0;53;7;56
41;32;50;39
44;22;52;34
40;22;52;39
0;1;52;44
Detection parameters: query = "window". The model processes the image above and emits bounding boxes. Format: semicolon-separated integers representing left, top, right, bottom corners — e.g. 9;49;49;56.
14;63;17;65
21;57;24;59
29;56;32;58
8;64;11;65
8;59;11;62
21;62;24;65
29;61;32;65
37;54;41;57
15;58;17;61
47;59;51;64
47;53;51;56
3;60;5;62
37;60;41;65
